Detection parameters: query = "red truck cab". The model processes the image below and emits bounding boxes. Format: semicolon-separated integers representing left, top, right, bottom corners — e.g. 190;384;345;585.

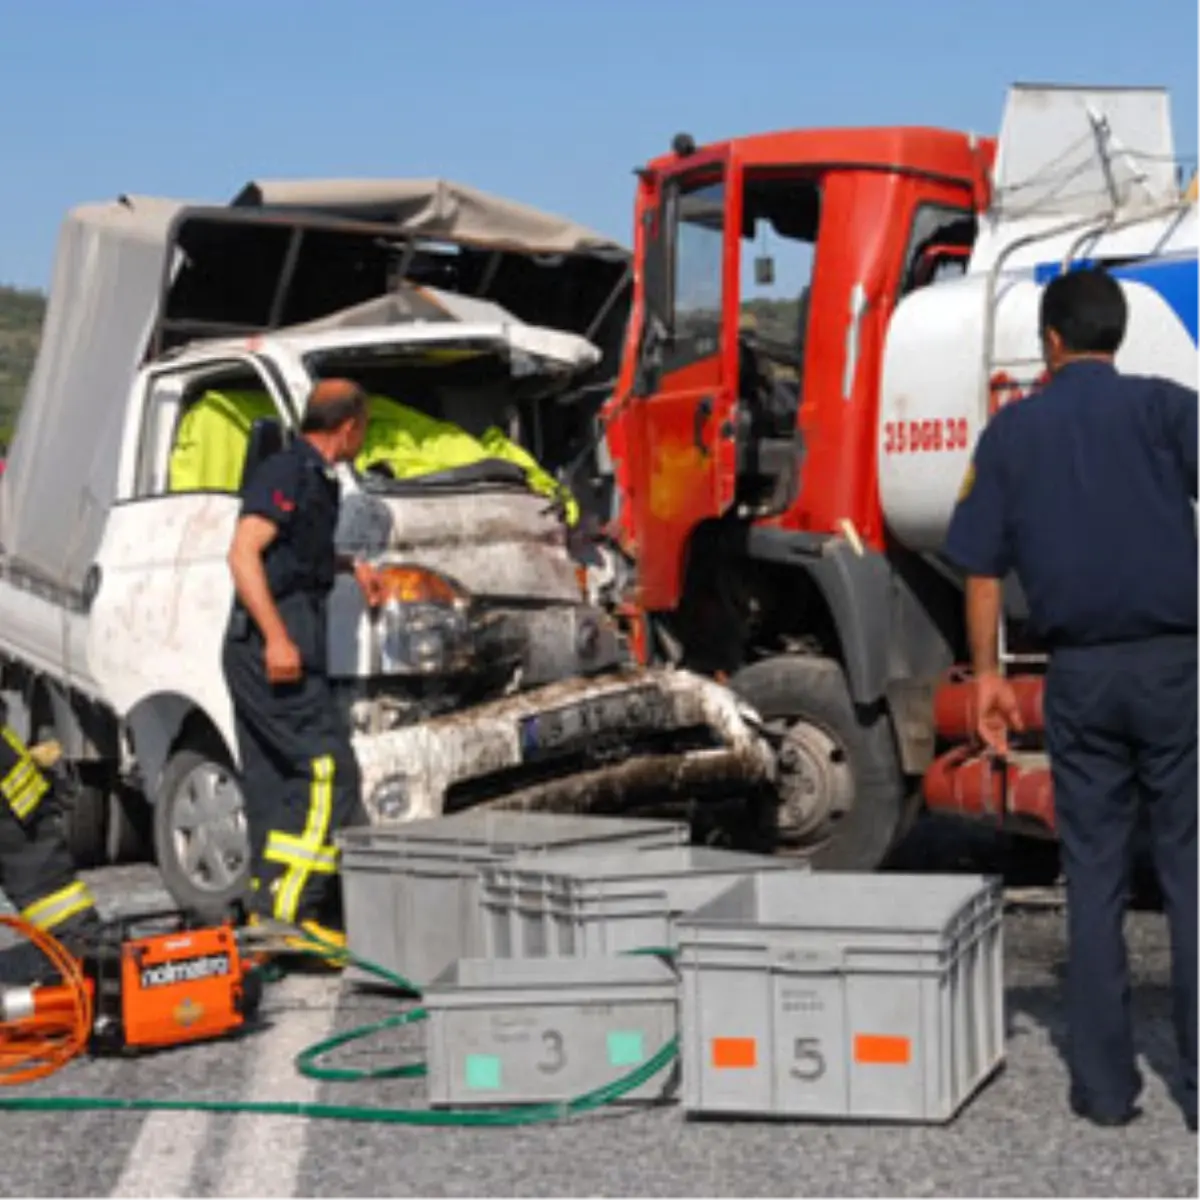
604;126;997;869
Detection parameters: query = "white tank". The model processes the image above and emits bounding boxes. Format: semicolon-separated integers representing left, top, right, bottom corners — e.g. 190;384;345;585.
878;206;1198;554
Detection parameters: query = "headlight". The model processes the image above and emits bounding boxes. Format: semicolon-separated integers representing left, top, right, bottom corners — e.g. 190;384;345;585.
372;564;473;676
370;776;413;821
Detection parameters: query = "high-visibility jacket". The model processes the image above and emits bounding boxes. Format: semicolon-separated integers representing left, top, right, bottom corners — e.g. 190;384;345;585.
167;389;578;525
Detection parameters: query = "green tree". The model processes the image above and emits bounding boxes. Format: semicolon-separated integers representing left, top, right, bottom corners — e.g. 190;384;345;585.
0;284;46;442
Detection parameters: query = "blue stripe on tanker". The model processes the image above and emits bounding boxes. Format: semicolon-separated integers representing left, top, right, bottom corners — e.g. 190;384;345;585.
1034;254;1199;344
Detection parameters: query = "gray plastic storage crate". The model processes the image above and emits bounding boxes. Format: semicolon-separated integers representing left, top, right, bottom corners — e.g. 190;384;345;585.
338;812;687;987
480;846;805;960
424;954;679;1107
676;872;1004;1124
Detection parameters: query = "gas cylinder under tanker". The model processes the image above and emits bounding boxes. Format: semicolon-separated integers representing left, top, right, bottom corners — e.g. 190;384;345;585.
878;207;1198;559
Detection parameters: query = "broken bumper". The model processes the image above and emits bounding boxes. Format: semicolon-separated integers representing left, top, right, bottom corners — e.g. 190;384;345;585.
351;667;776;824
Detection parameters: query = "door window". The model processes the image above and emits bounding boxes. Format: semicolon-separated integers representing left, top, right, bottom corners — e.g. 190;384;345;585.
664;177;726;372
134;364;284;499
736;174;821;433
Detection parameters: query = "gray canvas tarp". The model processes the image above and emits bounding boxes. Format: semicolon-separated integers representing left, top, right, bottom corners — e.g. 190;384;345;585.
1;178;625;596
232;177;628;259
273;285;524;336
0;195;185;594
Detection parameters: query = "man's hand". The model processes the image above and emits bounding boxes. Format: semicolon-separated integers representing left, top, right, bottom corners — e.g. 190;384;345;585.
264;633;303;684
352;560;386;608
974;669;1024;757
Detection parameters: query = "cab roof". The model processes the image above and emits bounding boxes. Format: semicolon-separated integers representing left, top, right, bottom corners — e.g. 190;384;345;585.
646;125;996;189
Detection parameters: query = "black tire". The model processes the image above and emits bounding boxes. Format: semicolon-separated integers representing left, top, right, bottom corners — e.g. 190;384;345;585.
731;655;912;871
1001;833;1061;887
153;747;251;922
106;788;153;865
62;781;109;870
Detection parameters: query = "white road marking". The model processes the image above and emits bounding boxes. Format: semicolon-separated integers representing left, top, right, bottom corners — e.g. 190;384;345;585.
109;974;342;1198
209;974;341;1198
110;1110;214;1197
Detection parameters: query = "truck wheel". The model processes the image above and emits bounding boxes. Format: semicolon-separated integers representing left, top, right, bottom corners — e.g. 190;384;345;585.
107;788;152;865
62;782;109;870
153;748;251;921
731;655;912;870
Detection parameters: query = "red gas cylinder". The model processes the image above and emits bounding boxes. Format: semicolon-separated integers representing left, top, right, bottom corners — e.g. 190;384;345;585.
922;745;1056;833
933;669;1045;741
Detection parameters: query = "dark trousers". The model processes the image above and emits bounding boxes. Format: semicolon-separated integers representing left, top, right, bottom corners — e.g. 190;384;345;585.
0;739;99;940
222;630;366;928
1045;635;1197;1121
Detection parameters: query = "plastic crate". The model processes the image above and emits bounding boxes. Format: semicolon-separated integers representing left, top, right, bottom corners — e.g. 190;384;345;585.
480;846;805;960
423;954;679;1107
337;812;687;987
676;872;1004;1124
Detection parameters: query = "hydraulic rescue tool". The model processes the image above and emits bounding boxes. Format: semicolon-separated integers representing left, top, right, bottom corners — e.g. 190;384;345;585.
0;910;266;1083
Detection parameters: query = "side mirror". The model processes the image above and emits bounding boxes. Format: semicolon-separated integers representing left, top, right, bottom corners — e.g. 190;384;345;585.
754;256;775;286
239;417;285;491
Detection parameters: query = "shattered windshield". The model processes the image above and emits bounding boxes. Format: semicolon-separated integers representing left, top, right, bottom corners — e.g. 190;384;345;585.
302;341;579;514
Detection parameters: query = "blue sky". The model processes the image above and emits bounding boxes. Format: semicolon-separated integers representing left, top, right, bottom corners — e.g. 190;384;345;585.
1;0;1196;290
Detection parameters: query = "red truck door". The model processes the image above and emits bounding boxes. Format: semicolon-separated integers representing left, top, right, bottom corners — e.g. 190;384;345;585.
628;157;741;611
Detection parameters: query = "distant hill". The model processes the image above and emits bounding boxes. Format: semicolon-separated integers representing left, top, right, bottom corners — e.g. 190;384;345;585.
741;292;805;346
0;284;45;444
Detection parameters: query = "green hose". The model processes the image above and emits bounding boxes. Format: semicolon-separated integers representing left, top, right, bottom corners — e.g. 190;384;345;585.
0;929;681;1126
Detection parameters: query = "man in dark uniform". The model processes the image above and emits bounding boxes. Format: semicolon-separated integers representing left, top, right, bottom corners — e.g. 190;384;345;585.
0;725;100;948
223;379;383;958
944;266;1197;1131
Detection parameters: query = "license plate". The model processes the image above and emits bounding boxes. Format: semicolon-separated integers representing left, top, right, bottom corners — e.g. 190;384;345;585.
518;687;668;763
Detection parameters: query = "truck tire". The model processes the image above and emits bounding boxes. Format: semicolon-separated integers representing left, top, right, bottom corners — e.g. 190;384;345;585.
153;747;251;922
62;782;109;870
106;788;152;865
731;655;913;870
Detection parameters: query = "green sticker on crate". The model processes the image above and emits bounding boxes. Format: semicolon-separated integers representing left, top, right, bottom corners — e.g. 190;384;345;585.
465;1054;502;1090
607;1030;644;1067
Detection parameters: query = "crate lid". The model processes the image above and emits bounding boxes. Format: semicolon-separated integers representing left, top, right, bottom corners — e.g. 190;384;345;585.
337;812;686;855
425;952;678;995
676;871;999;935
492;845;800;882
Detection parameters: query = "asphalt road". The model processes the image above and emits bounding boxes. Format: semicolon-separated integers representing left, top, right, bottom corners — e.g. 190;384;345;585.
0;825;1195;1198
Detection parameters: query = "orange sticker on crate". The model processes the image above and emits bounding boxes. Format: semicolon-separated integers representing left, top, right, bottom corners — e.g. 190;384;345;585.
711;1037;757;1068
854;1034;911;1065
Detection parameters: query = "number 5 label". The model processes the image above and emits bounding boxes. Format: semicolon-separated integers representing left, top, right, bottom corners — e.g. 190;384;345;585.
790;1037;826;1082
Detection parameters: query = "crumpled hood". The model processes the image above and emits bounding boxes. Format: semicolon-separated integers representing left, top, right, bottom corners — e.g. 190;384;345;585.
337;482;579;602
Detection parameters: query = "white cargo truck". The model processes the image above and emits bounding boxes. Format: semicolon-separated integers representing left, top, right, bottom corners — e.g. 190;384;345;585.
0;180;774;917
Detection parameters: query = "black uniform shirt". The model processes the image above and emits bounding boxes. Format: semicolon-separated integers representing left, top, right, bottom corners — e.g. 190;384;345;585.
234;439;340;667
943;360;1198;649
239;437;342;604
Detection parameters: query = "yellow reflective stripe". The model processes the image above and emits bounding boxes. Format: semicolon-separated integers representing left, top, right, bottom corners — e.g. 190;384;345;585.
1;728;29;758
2;758;37;798
271;755;335;924
21;880;96;931
0;727;49;820
8;772;48;820
264;834;338;873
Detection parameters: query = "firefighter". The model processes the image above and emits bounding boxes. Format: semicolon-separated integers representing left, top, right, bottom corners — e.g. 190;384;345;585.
223;379;384;958
0;727;100;951
943;266;1197;1132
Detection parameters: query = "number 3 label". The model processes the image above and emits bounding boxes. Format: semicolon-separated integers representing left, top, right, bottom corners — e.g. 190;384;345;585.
790;1037;826;1082
537;1029;566;1075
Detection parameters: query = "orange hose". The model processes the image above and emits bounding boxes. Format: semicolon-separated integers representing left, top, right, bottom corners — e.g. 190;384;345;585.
0;915;93;1085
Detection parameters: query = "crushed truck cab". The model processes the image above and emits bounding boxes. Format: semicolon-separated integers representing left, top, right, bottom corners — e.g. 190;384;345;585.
0;180;776;917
